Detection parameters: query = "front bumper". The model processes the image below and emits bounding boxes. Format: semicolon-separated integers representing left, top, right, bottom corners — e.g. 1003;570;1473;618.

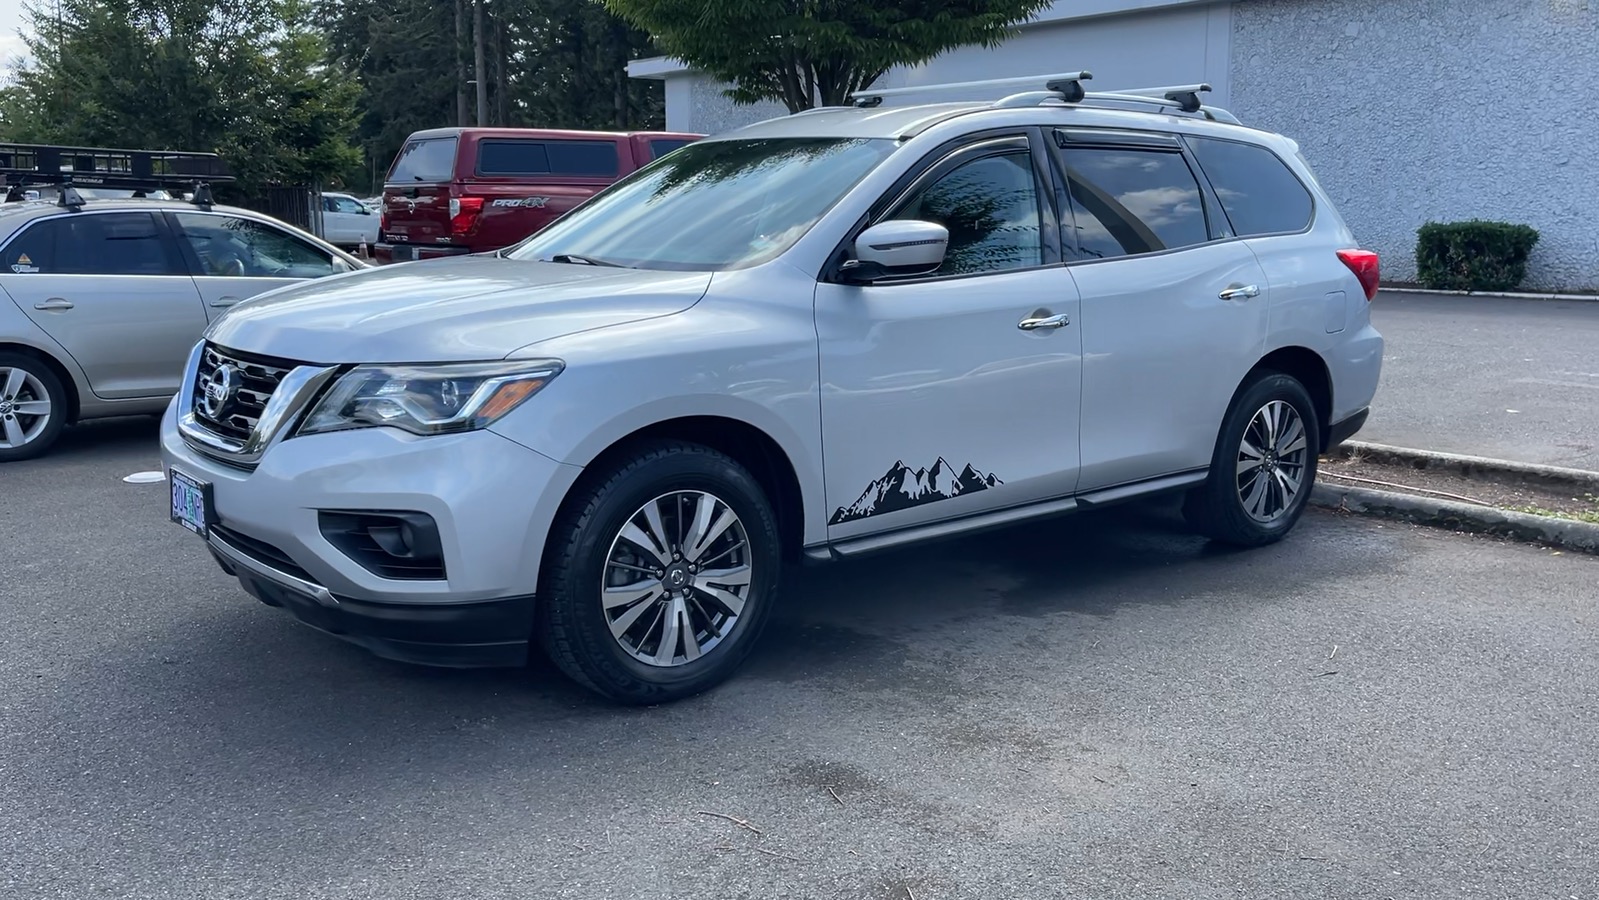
160;399;583;666
209;528;534;666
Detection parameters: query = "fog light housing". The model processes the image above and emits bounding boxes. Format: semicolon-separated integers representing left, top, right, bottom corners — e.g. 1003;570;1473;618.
319;511;447;581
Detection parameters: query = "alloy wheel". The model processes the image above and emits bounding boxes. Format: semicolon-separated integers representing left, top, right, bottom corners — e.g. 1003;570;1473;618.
602;490;754;667
0;366;53;450
1236;399;1309;523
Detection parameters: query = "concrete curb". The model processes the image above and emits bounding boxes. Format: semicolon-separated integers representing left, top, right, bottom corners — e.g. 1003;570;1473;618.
1379;286;1599;302
1310;483;1599;556
1330;441;1599;493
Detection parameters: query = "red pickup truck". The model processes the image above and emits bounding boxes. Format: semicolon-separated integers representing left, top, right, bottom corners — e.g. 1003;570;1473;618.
376;127;701;263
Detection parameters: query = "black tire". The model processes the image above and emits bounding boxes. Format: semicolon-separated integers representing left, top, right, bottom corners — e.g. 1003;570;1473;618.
1184;371;1321;547
536;440;784;704
0;352;68;463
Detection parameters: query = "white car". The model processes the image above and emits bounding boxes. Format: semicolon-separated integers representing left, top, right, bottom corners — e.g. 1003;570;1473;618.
160;74;1384;704
320;192;380;249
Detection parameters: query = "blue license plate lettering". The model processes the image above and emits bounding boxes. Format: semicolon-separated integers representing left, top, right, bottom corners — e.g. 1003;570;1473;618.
169;471;209;536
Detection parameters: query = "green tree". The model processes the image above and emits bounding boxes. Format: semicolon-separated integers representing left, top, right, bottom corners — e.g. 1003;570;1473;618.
599;0;1053;112
1;0;360;196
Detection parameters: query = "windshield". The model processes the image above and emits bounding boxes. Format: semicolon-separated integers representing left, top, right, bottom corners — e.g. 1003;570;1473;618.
507;137;898;271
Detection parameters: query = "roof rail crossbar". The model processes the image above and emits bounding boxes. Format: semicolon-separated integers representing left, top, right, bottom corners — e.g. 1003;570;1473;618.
851;71;1093;107
1074;83;1242;123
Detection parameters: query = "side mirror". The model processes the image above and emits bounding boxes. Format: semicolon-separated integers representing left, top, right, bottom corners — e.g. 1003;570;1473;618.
839;220;948;283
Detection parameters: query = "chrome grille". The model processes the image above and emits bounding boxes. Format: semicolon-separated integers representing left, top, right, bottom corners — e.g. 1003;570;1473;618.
191;344;296;441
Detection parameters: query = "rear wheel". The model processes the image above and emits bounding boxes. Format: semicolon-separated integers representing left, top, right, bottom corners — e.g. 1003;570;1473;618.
1184;372;1320;547
537;441;783;704
0;353;67;463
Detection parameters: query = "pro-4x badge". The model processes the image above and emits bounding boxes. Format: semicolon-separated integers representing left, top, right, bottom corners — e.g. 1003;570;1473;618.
490;197;550;208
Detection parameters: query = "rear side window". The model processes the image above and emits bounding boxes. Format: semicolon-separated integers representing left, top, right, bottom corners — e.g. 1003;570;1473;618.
5;213;182;275
1188;137;1313;237
388;137;459;184
476;140;620;177
649;139;694;159
1059;147;1210;260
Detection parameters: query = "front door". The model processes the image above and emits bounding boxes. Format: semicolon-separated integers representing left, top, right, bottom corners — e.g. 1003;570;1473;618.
0;211;206;399
1049;133;1271;492
167;211;350;322
815;133;1083;539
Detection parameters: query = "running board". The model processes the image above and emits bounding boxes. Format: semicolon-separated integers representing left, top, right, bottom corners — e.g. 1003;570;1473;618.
1073;470;1207;507
802;468;1209;563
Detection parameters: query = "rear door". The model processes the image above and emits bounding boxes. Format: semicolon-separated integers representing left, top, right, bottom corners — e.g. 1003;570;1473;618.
0;211;206;399
1049;129;1271;492
167;211;352;319
462;136;624;250
381;134;460;250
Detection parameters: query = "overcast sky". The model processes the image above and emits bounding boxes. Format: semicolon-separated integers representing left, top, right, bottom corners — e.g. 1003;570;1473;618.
1;0;28;70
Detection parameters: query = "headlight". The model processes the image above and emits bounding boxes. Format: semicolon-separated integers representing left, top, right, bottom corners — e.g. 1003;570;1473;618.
297;360;563;437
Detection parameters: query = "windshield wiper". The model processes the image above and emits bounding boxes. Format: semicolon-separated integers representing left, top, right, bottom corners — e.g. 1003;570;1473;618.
547;253;624;267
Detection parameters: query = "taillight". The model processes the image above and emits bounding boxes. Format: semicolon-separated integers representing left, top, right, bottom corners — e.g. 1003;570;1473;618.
449;196;483;238
1337;249;1380;301
378;209;389;232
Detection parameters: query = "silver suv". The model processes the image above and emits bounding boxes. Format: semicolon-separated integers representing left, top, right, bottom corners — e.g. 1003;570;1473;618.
159;75;1384;704
0;194;364;460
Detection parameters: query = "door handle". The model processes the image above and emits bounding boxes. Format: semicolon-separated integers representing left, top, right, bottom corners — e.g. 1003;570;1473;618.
1018;313;1070;332
1219;284;1260;301
33;298;73;311
209;296;242;308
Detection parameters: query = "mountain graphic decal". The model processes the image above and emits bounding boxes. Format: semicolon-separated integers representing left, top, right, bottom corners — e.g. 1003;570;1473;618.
829;458;1005;525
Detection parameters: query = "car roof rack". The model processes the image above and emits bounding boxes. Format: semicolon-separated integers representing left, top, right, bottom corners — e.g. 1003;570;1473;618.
0;142;235;210
845;72;1241;124
852;71;1094;108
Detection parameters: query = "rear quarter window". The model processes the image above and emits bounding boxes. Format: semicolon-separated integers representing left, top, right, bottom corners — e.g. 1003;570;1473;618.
388;137;459;184
1188;137;1314;237
476;140;620;178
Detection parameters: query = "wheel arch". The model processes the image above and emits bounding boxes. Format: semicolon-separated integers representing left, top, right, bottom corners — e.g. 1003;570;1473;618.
555;415;808;564
1242;345;1334;452
0;341;81;423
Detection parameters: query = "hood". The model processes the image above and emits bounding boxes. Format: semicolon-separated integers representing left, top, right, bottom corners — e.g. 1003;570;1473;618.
205;256;713;363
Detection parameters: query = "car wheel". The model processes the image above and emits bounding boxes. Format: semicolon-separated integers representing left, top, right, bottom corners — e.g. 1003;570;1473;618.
0;353;67;463
1184;372;1320;547
537;441;783;704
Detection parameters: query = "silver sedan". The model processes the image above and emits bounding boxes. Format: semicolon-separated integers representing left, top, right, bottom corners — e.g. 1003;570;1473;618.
0;197;365;461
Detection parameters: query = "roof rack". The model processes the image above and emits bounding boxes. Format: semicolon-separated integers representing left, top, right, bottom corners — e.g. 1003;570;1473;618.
0;142;234;209
1079;84;1242;124
851;71;1093;107
844;72;1242;124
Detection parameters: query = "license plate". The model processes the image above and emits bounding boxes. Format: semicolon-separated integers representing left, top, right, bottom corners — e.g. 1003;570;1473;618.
169;469;213;537
391;244;415;261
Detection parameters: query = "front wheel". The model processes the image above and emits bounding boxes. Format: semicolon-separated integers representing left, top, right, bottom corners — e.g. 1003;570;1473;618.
1184;372;1320;547
537;441;783;704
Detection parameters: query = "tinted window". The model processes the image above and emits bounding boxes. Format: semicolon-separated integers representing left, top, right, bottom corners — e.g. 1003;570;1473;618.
477;140;620;177
4;213;181;275
172;213;341;279
888;150;1042;276
1189;137;1313;236
509;137;898;271
388;137;459;184
1059;148;1209;260
3;218;56;273
649;139;695;159
324;195;367;214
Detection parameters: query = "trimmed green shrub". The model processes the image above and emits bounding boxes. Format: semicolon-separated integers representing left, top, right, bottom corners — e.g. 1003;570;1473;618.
1415;219;1540;292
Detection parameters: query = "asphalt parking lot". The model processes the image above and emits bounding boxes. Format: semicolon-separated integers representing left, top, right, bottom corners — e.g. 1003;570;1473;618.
4;418;1598;899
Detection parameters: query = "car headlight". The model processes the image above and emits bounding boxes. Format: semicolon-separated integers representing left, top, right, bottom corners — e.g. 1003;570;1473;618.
297;360;564;437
